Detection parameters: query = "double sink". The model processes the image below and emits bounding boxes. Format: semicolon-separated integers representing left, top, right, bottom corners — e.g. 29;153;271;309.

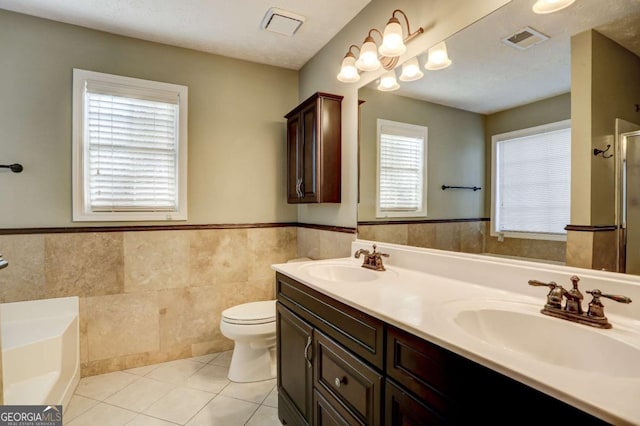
295;260;640;392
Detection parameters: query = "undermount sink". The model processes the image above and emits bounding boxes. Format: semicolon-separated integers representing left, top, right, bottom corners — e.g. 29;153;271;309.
302;263;380;282
448;300;640;378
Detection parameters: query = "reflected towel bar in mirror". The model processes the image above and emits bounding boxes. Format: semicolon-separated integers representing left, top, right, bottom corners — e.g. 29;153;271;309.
442;185;482;191
0;163;23;173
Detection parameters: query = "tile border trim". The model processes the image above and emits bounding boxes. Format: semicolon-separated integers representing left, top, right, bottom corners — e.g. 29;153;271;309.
357;218;489;226
0;222;357;235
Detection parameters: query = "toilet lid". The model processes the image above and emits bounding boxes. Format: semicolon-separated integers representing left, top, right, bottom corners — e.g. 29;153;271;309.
222;300;276;325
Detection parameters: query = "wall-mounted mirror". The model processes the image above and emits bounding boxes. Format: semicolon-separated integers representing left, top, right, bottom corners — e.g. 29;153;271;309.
357;0;640;272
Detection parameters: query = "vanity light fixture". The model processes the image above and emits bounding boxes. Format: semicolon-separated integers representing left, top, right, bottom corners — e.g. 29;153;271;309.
399;57;424;82
337;9;424;82
424;41;452;71
377;70;400;92
532;0;576;14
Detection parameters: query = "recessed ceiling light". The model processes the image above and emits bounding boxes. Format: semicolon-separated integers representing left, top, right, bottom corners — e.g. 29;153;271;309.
532;0;576;14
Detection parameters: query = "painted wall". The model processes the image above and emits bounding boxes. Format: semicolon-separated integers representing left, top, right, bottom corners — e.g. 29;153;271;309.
0;9;298;228
358;87;485;222
297;0;512;229
571;30;640;226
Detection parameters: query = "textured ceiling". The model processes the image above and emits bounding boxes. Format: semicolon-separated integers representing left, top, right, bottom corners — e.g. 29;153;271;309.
0;0;371;70
384;0;640;114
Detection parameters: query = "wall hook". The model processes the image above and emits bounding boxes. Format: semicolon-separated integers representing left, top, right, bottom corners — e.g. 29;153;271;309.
0;163;23;173
593;145;613;159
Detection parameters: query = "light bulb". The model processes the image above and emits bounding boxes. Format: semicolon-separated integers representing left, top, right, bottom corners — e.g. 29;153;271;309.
355;37;381;72
379;18;406;57
424;41;452;71
377;70;399;92
337;53;360;83
399;57;423;82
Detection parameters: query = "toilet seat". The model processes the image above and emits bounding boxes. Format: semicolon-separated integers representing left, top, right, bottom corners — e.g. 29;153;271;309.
222;300;276;325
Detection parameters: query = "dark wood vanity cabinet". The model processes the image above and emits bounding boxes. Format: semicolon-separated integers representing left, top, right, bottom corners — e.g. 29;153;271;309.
276;272;384;425
285;92;343;204
276;272;608;426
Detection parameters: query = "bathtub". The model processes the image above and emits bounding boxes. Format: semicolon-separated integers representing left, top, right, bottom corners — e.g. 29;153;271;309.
1;296;79;409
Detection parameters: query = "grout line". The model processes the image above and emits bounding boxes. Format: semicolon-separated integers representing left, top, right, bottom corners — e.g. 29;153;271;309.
243;403;262;426
181;392;219;425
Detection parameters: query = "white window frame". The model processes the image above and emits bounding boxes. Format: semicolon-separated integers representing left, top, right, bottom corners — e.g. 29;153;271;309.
491;119;571;241
376;119;428;218
72;69;188;222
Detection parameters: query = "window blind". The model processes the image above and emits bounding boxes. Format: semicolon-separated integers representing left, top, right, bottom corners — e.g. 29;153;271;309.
496;127;571;234
379;127;425;212
85;91;179;212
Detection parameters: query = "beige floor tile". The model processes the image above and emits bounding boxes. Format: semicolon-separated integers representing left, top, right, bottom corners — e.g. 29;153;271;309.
209;350;232;368
66;402;137;426
124;363;163;377
186;395;259;426
126;414;179;425
246;405;281;426
262;387;278;408
184;364;230;394
75;371;139;400
105;377;176;412
143;386;215;425
190;353;217;364
63;395;99;423
145;359;205;384
220;379;276;404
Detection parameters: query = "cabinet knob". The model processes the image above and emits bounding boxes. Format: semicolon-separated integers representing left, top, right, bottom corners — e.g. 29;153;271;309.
334;376;346;388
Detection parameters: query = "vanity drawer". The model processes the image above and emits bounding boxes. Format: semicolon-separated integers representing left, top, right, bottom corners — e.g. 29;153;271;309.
315;330;382;425
277;272;384;369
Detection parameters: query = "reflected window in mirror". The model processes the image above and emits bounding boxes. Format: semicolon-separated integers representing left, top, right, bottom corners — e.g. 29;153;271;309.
376;119;428;218
491;120;571;241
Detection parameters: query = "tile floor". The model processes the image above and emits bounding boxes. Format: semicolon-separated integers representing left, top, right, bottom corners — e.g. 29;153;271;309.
64;351;282;425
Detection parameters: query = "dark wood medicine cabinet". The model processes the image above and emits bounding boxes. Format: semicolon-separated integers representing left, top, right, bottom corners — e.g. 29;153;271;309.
285;92;343;204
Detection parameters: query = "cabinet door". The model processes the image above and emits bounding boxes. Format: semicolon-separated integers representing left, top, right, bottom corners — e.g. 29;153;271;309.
385;380;444;426
287;114;301;203
299;101;318;202
277;302;314;425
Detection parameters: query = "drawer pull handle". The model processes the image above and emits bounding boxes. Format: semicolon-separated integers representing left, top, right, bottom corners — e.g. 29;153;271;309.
304;336;312;368
334;377;346;388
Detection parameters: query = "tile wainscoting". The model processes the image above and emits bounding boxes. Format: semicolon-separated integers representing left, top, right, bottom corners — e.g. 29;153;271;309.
357;220;566;263
0;224;355;380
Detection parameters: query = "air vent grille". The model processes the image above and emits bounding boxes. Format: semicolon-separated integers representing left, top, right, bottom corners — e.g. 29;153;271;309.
261;7;305;37
502;27;549;50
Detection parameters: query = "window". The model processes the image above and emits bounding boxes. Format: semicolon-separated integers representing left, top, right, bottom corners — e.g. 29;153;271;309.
376;119;427;218
72;69;188;221
491;120;571;240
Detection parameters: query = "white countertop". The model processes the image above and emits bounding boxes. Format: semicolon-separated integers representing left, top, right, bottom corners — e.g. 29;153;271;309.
273;252;640;425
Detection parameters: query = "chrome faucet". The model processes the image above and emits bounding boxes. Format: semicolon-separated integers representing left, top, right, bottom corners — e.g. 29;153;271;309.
354;244;389;271
0;254;7;270
528;275;632;329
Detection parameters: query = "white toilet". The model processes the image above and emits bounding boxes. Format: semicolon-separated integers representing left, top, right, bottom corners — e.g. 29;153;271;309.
220;300;277;382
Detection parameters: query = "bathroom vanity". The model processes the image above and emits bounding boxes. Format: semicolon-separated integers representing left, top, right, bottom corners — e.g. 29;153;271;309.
273;241;640;425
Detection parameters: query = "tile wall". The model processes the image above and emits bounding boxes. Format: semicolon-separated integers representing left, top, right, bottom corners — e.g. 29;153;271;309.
357;221;485;254
0;227;297;377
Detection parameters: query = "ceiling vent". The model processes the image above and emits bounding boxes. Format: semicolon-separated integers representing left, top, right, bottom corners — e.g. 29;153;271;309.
501;27;549;50
261;7;305;37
